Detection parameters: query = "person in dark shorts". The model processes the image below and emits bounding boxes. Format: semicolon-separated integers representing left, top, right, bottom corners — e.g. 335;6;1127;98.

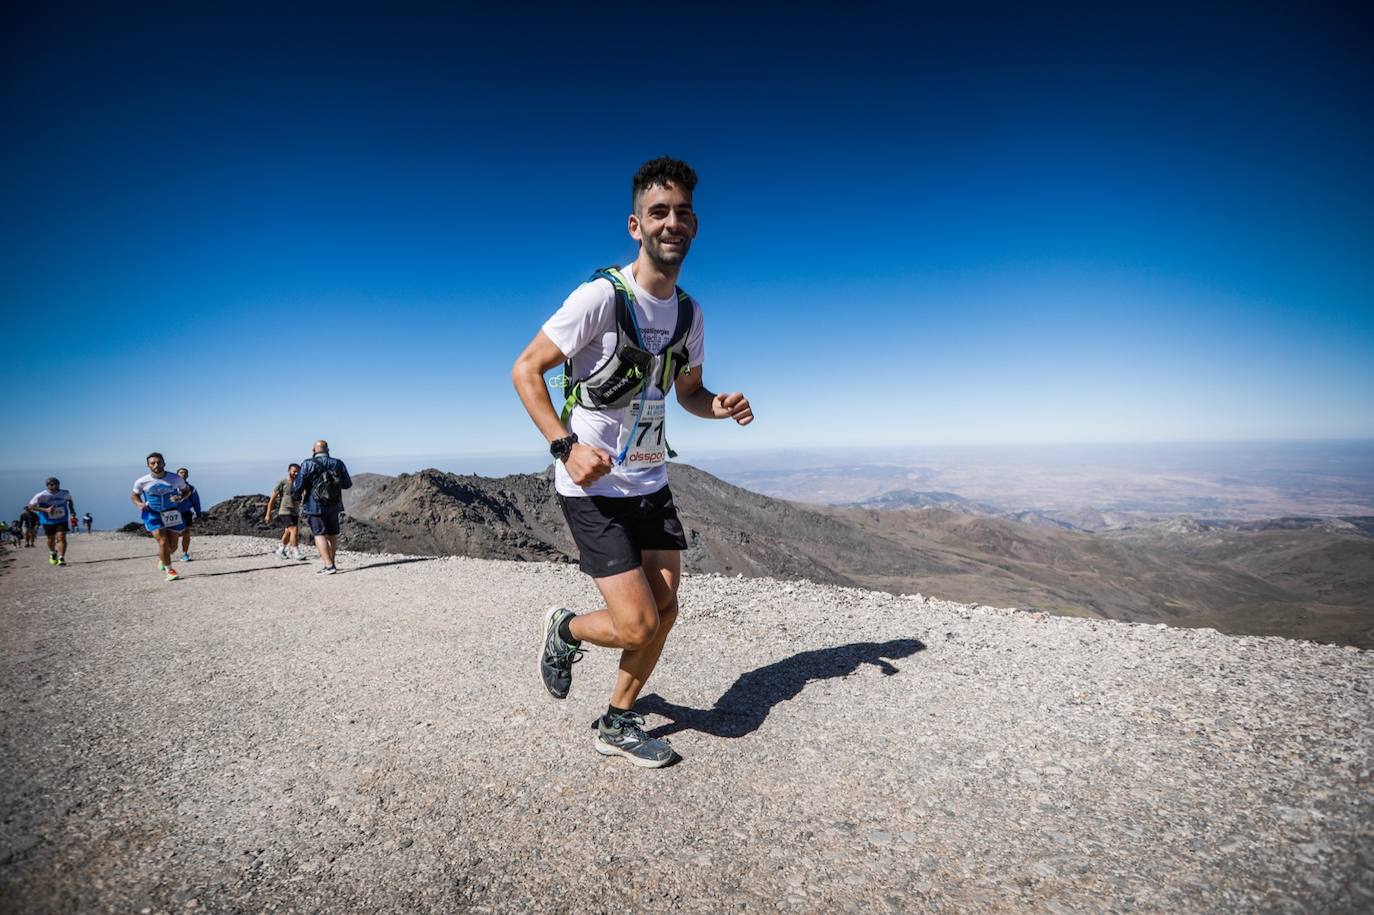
83;512;92;533
174;467;203;561
20;508;40;547
27;477;76;566
512;157;753;767
292;440;351;574
264;462;306;560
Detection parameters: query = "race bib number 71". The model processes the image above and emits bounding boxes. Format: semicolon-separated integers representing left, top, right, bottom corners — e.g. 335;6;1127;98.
618;398;667;468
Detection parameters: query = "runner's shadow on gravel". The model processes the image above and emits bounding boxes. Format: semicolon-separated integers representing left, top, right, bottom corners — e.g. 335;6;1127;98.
194;564;315;578
342;557;437;572
638;638;926;739
78;555;169;565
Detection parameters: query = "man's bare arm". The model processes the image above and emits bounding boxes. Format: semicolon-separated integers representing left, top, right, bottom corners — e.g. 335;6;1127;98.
674;366;753;425
511;331;614;486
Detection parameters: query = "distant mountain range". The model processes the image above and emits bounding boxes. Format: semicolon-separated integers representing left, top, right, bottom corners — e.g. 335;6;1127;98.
847;488;1374;536
183;464;1374;648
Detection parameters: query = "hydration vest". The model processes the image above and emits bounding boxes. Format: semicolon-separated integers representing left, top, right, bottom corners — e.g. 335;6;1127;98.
559;266;696;423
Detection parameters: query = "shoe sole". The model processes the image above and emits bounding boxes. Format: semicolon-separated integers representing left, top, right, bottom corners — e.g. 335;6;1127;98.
593;737;676;768
539;605;570;700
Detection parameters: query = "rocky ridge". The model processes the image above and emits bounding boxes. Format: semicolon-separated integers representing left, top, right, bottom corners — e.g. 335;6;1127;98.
192;464;1374;648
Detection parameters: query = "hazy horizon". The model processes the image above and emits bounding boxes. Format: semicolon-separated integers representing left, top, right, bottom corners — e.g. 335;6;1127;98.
6;439;1372;535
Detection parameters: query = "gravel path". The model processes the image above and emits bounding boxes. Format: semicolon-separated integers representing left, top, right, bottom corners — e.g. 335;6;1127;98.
2;534;1371;913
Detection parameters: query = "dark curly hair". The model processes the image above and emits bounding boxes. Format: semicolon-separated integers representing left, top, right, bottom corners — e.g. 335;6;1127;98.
632;156;698;210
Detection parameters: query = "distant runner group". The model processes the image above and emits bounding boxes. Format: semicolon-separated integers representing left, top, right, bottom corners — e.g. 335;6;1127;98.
19;157;746;770
21;439;352;579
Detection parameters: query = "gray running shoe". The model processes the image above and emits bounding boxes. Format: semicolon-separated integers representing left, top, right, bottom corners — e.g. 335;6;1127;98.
539;606;584;699
594;711;677;768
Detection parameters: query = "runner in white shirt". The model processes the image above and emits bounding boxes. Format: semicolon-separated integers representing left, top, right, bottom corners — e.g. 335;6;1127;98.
512;157;753;768
130;452;193;581
27;477;75;566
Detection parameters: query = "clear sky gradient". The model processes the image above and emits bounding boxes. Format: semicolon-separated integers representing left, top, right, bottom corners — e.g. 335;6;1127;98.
3;5;1371;472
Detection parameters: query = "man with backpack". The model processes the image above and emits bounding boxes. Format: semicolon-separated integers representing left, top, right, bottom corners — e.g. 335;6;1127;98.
512;157;753;767
292;439;352;575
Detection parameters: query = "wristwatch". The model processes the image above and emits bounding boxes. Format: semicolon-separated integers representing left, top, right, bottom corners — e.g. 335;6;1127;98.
550;432;578;462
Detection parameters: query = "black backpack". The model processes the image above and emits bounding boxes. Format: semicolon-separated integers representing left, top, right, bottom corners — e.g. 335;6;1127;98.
313;460;342;505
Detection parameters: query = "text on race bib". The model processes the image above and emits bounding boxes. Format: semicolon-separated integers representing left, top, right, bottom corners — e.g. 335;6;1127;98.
47;506;66;520
160;509;183;527
617;398;668;468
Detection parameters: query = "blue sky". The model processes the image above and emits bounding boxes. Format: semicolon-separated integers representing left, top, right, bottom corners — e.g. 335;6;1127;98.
3;5;1371;472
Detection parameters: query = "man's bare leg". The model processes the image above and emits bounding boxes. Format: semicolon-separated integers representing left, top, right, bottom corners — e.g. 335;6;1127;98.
179;528;191;556
568;550;681;709
315;533;336;566
53;530;66;560
157;530;176;567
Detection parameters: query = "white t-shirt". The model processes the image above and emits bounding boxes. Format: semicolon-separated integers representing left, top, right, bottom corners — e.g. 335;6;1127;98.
132;472;191;511
542;265;705;497
30;489;73;523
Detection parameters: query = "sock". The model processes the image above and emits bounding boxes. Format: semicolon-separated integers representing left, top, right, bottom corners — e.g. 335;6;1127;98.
603;704;632;728
557;615;579;646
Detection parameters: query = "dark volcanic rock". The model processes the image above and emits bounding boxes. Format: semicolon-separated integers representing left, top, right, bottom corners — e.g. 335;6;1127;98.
344;468;572;562
193;495;273;536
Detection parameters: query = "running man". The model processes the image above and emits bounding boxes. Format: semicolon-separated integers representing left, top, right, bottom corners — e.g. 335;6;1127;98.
27;477;76;566
512;157;753;767
175;467;203;562
83;512;93;533
264;462;306;560
130;452;192;581
292;440;351;574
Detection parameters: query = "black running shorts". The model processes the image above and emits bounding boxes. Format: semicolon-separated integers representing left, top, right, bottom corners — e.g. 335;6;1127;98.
276;513;299;529
558;485;688;578
306;510;341;536
40;524;65;536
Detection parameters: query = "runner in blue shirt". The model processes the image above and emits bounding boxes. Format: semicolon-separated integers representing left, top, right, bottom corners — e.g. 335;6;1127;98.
175;467;203;562
130;452;192;581
27;477;76;566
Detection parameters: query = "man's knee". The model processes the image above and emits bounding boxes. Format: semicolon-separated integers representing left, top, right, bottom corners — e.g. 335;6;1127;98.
619;617;659;649
656;599;679;634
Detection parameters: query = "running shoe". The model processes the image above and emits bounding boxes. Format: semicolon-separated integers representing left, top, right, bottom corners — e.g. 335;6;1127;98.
291;549;304;560
318;565;337;575
57;557;66;567
539;606;584;699
159;562;167;571
594;711;677;768
165;568;179;581
49;552;58;565
181;553;191;562
275;546;287;559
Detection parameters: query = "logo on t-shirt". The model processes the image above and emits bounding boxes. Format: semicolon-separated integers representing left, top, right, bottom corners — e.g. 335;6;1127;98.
639;327;670;354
